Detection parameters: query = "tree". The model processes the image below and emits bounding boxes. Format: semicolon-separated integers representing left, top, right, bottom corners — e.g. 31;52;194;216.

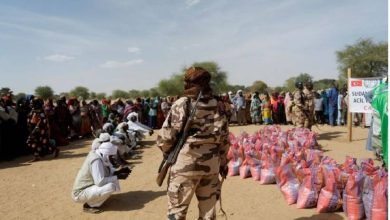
313;79;336;90
35;86;54;99
337;38;388;81
226;84;246;94
157;74;184;96
284;73;313;91
149;88;160;97
249;80;268;93
96;93;106;100
90;92;97;99
69;86;90;100
112;90;129;99
191;61;229;94
272;86;287;93
140;90;150;98
128;90;141;99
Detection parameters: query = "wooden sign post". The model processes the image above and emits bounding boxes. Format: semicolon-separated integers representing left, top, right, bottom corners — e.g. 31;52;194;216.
347;68;352;142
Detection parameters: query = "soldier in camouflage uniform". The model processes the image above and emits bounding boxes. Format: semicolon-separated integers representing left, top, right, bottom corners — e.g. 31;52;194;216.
157;67;229;220
292;81;307;128
303;81;315;130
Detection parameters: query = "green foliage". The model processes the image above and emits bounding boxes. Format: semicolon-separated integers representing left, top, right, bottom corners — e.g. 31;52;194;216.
128;89;141;99
111;90;129;99
157;74;184;96
313;79;336;90
69;86;90;100
191;61;229;94
272;86;287;93
226;84;246;94
337;38;388;80
140;90;150;98
149;88;160;97
90;92;97;99
249;80;268;93
35;86;54;100
96;93;106;100
284;73;313;91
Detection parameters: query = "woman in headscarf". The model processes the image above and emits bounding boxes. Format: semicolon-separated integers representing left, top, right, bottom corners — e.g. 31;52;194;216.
54;96;71;144
27;98;59;161
15;96;32;156
148;98;158;129
69;98;81;139
261;93;272;125
101;99;110;124
284;92;293;125
45;99;68;146
156;97;165;129
277;94;286;124
250;92;261;125
80;100;92;138
271;92;279;124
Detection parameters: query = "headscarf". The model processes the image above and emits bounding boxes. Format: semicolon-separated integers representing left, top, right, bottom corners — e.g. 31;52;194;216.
91;133;111;150
95;142;118;167
116;122;128;133
183;66;212;98
127;112;139;122
102;123;115;134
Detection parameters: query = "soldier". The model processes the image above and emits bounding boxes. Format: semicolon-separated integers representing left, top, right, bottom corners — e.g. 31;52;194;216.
303;81;315;130
292;81;307;128
157;66;229;220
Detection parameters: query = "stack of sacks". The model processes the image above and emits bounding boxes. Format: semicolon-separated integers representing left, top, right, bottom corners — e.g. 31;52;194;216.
226;126;387;220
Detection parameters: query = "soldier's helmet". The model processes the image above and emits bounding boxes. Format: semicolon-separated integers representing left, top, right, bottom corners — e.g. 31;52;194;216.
295;81;303;90
304;80;313;90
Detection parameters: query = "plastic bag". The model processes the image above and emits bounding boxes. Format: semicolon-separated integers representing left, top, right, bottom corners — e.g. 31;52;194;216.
275;163;300;205
228;158;242;176
239;159;251;179
259;152;276;184
343;169;365;220
250;164;262;181
317;165;343;213
363;170;388;220
297;166;323;209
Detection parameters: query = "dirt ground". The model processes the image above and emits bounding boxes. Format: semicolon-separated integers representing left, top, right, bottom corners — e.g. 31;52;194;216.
0;124;376;220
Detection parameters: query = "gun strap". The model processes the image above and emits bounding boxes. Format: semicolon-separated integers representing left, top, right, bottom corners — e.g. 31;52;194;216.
218;177;228;220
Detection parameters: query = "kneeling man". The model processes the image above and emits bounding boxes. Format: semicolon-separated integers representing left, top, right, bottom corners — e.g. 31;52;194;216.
71;142;130;213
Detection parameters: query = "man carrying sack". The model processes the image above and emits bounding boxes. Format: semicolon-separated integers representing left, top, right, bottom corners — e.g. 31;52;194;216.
157;66;230;220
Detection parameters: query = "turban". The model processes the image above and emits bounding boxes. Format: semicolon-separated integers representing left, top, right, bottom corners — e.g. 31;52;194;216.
96;142;118;167
183;66;212;98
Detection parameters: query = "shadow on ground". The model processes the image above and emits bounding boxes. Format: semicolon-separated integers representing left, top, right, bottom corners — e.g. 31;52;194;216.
293;212;344;220
317;131;345;141
103;190;166;212
140;140;156;148
0;138;92;169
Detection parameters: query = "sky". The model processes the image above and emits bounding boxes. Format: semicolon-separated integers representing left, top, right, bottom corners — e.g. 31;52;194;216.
0;0;387;95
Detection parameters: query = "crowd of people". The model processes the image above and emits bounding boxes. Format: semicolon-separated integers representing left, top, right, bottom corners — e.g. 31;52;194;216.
0;81;367;162
0;93;170;162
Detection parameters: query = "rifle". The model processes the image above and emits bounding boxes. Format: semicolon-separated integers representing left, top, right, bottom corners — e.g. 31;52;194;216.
156;91;203;187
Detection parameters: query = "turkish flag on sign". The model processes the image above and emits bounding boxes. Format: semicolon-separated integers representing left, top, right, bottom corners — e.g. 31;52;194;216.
351;80;362;87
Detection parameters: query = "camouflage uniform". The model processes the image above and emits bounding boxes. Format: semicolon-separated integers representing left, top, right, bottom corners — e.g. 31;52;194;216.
157;96;229;220
303;87;315;130
292;89;306;128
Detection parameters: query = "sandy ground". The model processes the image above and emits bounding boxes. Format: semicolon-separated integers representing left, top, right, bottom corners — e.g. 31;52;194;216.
0;124;376;220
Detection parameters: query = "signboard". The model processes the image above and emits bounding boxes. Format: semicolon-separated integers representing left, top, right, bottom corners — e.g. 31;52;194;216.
348;77;382;113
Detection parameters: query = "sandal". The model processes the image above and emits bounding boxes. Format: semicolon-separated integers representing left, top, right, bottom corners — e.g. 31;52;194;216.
83;203;103;214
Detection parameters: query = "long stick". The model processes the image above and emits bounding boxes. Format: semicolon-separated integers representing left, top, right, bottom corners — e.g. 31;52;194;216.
347;68;352;142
